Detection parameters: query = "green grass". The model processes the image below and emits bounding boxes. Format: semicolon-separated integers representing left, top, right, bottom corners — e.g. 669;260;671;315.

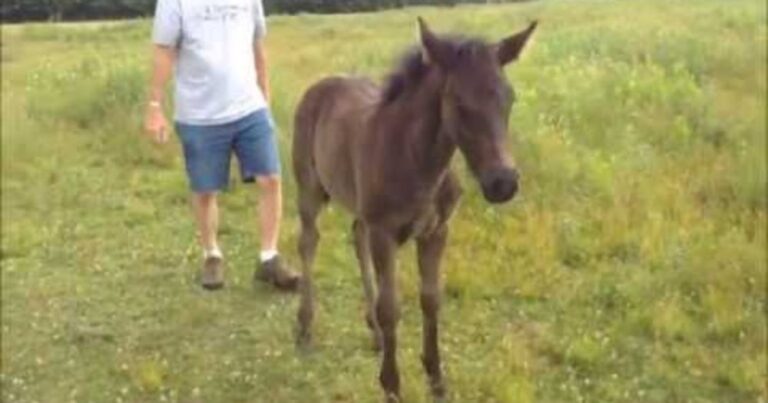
1;0;766;402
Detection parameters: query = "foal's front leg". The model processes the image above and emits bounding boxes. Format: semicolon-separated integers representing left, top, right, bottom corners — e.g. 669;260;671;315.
368;226;400;402
417;226;449;400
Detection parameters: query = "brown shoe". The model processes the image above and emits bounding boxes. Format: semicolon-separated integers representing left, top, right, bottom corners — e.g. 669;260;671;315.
201;256;225;290
255;256;300;292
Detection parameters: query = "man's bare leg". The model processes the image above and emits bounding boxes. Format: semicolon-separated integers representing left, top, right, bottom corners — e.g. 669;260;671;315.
254;175;300;291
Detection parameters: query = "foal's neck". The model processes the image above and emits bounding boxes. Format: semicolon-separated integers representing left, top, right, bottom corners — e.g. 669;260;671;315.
404;70;456;183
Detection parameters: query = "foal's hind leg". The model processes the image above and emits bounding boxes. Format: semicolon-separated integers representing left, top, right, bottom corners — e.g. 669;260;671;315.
352;220;383;351
296;189;325;348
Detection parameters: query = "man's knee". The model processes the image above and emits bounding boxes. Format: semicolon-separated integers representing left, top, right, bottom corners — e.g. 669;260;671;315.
194;192;217;205
256;175;281;193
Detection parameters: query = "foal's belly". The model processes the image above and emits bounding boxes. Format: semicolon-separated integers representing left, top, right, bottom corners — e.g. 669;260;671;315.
309;76;379;214
314;132;359;213
313;109;373;214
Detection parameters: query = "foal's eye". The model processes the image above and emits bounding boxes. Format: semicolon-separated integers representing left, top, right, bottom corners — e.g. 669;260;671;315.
477;84;507;104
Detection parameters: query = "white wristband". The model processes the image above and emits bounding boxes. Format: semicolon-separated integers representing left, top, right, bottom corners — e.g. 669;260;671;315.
148;101;162;109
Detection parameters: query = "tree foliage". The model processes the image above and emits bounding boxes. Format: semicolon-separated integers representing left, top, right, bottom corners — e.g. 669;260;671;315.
2;0;155;21
1;0;520;22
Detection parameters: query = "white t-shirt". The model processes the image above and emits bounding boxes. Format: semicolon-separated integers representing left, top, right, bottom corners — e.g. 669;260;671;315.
152;0;268;125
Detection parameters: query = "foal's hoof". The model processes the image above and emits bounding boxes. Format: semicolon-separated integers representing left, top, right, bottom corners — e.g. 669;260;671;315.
384;392;401;403
366;317;383;352
295;328;313;352
431;384;447;403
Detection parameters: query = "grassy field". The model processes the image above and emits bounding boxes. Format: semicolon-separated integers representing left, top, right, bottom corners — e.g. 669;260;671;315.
1;0;766;402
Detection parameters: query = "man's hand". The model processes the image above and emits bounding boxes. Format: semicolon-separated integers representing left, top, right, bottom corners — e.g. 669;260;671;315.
144;102;170;144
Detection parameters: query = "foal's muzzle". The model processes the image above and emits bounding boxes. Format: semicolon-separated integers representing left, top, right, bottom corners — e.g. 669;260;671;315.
480;167;519;204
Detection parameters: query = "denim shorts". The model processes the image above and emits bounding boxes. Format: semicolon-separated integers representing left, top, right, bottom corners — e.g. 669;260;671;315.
175;109;281;193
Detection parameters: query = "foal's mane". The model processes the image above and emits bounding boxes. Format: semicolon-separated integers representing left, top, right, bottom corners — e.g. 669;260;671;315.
380;36;490;106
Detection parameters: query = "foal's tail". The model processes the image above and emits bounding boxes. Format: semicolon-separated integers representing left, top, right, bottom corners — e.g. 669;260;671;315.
292;85;319;190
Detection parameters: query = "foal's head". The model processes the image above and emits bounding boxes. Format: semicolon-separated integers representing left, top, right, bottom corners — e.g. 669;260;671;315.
418;18;536;204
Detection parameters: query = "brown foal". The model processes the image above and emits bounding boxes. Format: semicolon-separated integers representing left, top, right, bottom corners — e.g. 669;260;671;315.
292;18;537;402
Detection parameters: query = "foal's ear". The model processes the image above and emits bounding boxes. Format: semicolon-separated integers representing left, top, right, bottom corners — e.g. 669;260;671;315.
418;17;454;69
497;21;538;66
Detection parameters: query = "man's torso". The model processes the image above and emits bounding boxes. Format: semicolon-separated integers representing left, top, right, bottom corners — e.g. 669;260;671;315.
159;0;267;125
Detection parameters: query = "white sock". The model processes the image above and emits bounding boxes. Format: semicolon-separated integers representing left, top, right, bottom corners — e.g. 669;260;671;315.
260;250;278;262
204;247;223;259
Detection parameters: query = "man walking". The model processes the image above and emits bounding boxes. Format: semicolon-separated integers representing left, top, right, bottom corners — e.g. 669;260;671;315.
144;0;299;291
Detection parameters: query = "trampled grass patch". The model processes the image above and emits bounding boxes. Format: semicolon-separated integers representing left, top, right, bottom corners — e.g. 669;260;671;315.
2;0;766;402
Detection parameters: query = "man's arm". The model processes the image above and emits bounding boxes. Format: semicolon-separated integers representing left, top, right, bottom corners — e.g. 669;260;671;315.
145;0;180;144
144;45;176;144
254;39;270;104
149;45;176;107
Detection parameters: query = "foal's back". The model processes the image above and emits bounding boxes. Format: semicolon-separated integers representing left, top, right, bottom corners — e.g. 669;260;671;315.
293;76;379;213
